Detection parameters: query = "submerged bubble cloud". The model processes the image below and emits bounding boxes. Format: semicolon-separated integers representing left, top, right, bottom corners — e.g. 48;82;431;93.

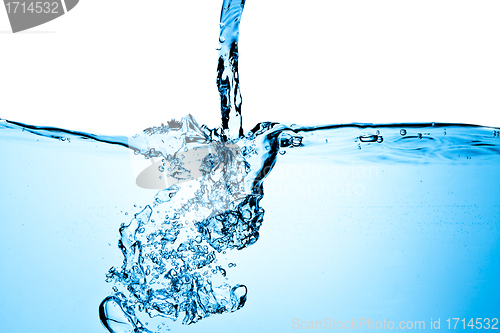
101;115;291;332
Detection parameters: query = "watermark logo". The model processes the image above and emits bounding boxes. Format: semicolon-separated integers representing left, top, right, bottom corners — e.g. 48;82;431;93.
128;139;248;226
292;318;428;330
267;162;379;198
129;141;243;191
3;0;79;33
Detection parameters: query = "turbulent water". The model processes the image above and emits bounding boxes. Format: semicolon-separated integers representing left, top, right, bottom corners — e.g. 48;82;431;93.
1;117;500;332
1;0;500;332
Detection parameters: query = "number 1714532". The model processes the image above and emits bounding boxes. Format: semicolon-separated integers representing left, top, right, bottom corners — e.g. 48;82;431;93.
5;2;59;14
446;318;499;330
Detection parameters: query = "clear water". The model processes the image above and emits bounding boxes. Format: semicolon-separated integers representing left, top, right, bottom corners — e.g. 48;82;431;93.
1;0;500;332
1;118;499;333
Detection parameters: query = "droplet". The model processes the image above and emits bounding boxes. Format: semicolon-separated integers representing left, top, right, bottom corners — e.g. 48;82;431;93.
219;36;225;43
400;129;407;136
418;133;423;140
377;136;383;143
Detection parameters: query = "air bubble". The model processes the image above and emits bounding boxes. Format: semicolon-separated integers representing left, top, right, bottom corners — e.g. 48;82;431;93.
400;129;407;136
99;296;137;333
292;137;302;147
359;135;378;143
154;185;180;204
241;209;251;220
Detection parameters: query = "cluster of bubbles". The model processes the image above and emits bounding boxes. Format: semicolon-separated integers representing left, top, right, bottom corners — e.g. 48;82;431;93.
100;116;302;333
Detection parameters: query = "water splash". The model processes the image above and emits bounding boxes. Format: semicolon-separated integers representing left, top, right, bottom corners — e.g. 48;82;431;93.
1;116;500;333
95;115;284;332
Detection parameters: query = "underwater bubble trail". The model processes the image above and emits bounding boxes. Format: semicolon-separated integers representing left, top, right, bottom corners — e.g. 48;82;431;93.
98;117;287;332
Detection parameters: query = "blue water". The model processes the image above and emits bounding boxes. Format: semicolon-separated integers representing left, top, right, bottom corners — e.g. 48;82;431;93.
217;0;245;140
1;0;500;332
1;117;499;332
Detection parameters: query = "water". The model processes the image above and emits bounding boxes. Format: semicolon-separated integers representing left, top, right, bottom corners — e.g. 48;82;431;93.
1;117;499;333
1;0;500;332
217;0;246;140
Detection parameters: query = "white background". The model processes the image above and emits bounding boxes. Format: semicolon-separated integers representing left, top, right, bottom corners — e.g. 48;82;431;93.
1;0;499;135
